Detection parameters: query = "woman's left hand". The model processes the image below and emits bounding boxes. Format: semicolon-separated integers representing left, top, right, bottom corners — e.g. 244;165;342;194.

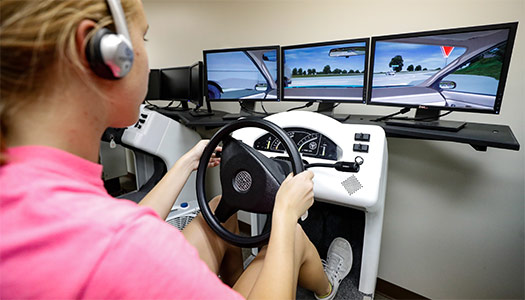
184;140;221;171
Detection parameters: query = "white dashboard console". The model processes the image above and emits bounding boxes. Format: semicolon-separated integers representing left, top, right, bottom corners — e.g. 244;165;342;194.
121;105;202;220
232;111;388;296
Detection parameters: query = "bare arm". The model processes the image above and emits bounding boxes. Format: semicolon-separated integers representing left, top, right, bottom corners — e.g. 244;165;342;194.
138;140;220;220
247;171;315;299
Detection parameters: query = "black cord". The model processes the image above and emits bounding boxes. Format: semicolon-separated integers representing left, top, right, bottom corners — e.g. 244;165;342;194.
372;107;411;122
287;102;314;112
305;162;335;169
389;110;454;122
239;101;269;116
260;101;269;115
144;100;159;110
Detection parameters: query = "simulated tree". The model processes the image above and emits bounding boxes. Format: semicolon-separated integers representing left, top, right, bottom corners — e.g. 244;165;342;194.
389;55;404;72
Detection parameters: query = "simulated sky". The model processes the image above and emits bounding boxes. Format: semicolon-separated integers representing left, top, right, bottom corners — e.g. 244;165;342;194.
284;42;366;73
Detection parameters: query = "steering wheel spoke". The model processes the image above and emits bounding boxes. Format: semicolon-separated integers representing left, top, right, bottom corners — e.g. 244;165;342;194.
214;199;239;223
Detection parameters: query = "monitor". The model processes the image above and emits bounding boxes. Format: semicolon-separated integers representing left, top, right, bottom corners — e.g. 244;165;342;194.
145;69;160;100
160;66;191;101
189;61;214;116
203;46;280;102
367;22;518;116
281;38;369;103
189;62;204;107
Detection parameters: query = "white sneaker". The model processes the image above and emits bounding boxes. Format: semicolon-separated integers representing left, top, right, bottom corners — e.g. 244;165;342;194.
314;237;353;300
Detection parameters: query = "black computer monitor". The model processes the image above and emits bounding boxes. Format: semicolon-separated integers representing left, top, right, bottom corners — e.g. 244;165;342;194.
281;39;369;111
203;45;280;103
145;69;161;100
189;62;203;106
189;61;213;116
160;66;191;102
367;22;518;119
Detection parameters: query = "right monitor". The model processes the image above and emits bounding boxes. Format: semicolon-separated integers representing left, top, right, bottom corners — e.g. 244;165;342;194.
281;38;369;103
367;22;518;114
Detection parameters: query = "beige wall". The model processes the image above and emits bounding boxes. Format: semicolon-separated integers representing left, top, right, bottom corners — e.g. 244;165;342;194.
142;0;525;298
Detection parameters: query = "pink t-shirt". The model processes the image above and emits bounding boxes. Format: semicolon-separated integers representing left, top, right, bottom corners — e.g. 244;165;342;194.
0;146;244;299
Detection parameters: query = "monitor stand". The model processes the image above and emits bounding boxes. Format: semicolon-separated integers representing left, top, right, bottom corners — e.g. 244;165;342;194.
317;102;335;115
222;101;257;120
385;109;466;132
162;101;190;111
189;98;214;117
317;102;347;122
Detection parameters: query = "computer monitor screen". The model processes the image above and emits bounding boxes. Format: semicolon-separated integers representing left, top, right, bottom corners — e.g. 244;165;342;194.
160;66;190;100
368;22;518;114
145;69;160;100
189;62;204;107
281;39;369;103
203;46;280;101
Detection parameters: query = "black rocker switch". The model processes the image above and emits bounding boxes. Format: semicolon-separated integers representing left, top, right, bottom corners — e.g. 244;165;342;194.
353;143;369;153
355;133;370;142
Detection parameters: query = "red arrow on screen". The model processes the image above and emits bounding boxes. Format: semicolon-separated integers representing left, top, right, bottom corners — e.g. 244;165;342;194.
441;46;454;58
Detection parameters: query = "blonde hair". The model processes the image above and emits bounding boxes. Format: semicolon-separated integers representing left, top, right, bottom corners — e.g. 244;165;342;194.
0;0;137;164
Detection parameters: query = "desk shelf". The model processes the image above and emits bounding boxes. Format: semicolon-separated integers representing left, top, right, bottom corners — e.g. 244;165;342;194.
155;108;520;152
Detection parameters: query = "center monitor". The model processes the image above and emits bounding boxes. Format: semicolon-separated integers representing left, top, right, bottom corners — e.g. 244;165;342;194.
203;45;280;102
281;38;369;103
367;22;518;115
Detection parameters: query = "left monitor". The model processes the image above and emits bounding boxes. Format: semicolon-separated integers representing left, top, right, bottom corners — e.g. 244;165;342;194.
203;45;280;102
160;66;191;101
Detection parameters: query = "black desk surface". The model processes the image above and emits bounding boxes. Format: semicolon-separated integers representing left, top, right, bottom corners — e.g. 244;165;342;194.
155;108;520;152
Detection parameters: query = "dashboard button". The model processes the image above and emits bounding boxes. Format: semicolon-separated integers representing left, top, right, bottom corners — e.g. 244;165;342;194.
355;133;370;142
353;143;369;153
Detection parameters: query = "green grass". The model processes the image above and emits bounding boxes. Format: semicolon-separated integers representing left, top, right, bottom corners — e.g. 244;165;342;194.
454;57;502;80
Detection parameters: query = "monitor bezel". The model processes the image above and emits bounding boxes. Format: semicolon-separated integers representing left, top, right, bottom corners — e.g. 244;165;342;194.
203;45;281;102
366;22;518;115
280;38;370;103
159;66;191;101
189;61;204;107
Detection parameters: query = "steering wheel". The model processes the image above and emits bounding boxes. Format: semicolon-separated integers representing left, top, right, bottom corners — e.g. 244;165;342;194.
196;118;304;248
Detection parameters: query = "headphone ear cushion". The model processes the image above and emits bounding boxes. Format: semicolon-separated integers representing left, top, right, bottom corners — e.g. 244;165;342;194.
86;28;119;80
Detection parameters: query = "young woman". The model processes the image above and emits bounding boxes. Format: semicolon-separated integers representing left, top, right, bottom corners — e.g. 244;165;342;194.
0;0;352;299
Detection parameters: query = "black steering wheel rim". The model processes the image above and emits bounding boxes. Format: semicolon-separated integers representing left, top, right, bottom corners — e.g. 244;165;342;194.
196;118;304;248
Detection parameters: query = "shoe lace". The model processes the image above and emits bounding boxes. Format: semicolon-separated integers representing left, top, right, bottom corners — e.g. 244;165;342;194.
321;253;343;284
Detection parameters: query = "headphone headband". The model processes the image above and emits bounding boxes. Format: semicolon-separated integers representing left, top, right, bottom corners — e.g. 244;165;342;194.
106;0;132;46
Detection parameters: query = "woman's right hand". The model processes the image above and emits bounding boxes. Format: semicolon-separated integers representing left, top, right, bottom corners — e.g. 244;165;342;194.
273;171;315;222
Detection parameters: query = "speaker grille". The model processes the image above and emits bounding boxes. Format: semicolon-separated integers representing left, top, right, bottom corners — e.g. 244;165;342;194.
341;175;363;196
233;170;252;192
166;210;200;230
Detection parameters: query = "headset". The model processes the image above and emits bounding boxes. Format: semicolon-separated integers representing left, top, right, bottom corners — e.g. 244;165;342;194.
86;0;134;80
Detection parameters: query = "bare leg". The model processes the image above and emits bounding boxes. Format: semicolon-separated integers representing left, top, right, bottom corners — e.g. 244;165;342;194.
233;224;330;299
182;196;243;286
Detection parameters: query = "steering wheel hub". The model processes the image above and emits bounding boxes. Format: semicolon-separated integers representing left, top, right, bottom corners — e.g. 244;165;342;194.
196;118;304;248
